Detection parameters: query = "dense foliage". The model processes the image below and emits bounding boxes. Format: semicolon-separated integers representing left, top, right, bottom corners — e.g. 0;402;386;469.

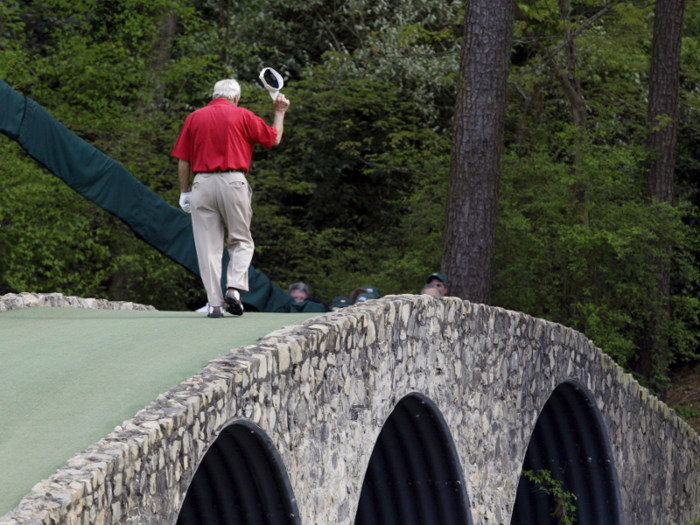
1;0;699;385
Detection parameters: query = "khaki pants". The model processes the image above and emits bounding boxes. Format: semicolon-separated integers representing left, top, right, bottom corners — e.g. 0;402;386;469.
191;171;254;308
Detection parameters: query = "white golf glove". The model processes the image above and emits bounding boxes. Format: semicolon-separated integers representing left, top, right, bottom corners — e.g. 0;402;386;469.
179;191;192;214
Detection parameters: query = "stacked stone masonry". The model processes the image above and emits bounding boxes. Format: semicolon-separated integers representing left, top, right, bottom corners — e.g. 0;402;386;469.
0;292;156;313
1;295;698;525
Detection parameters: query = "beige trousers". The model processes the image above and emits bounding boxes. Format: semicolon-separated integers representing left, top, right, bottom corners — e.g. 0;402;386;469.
191;171;254;308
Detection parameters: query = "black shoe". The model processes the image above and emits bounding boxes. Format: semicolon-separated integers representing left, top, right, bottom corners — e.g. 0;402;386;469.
225;290;244;316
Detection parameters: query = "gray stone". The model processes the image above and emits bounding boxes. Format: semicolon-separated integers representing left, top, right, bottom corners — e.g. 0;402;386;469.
2;296;699;525
0;293;155;313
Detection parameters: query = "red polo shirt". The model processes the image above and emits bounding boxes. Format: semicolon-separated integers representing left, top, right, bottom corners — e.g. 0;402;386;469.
171;98;277;174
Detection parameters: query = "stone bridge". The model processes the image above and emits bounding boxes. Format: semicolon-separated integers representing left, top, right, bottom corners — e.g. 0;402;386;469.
3;295;699;525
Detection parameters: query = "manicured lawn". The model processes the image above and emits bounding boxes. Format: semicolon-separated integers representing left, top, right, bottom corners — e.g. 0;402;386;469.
0;307;320;516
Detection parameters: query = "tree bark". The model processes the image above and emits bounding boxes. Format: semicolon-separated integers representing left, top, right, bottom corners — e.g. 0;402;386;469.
219;0;231;65
647;0;685;205
557;0;586;130
637;0;686;394
442;0;514;303
146;10;179;108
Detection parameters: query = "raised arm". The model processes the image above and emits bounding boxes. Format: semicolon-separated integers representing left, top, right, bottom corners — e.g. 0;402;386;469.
272;94;290;146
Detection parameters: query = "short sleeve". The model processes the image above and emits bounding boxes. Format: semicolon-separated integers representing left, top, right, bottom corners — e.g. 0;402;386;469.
171;116;192;160
244;111;277;150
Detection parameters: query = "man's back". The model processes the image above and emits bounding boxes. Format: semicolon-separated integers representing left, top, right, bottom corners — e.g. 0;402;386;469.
174;99;276;174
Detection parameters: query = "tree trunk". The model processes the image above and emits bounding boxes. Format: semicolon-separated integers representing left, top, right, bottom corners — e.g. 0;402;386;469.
442;0;514;303
637;0;686;395
556;0;587;130
146;10;179;108
219;0;231;65
647;0;685;205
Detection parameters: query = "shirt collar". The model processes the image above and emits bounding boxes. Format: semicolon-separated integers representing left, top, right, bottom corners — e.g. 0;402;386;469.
208;98;235;107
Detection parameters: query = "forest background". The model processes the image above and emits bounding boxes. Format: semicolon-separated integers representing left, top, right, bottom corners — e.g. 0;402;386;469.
1;0;700;392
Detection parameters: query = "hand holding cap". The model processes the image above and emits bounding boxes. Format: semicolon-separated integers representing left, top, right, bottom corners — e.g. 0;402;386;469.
273;93;290;112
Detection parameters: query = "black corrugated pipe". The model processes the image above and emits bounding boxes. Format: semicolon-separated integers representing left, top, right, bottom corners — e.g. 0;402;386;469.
511;380;625;525
355;393;473;525
177;420;300;525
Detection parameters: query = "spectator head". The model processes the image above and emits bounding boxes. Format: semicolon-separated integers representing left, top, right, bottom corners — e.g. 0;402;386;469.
361;285;380;299
421;284;441;299
213;79;241;104
349;288;369;304
426;272;448;296
287;282;310;303
355;293;372;304
332;296;351;309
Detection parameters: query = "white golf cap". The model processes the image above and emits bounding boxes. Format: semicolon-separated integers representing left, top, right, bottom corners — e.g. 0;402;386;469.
259;68;284;101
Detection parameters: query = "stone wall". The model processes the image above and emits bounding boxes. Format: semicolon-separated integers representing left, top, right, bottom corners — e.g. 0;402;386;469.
1;295;698;525
0;292;156;312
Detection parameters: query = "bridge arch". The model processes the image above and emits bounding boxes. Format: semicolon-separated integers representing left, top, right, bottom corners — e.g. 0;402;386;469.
511;380;624;525
5;296;699;525
176;420;300;525
355;393;473;525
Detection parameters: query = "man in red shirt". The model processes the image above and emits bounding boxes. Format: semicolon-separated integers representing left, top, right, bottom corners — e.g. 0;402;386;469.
172;78;290;317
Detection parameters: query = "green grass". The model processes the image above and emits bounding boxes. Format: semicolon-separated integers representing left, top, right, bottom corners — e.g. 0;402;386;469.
0;307;321;516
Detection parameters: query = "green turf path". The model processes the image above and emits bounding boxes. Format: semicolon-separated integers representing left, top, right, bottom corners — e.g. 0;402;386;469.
0;307;321;516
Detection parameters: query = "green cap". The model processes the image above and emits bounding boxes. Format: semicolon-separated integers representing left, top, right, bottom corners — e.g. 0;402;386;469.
426;272;446;285
355;293;372;303
361;285;380;299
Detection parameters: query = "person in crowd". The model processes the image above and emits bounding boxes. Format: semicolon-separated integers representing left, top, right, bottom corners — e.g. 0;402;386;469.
421;284;441;299
349;288;369;304
426;272;449;297
172;78;289;318
288;282;331;311
361;285;380;299
354;293;372;303
332;296;351;309
288;282;310;303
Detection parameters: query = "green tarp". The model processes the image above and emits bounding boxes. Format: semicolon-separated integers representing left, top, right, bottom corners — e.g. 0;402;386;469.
0;78;325;313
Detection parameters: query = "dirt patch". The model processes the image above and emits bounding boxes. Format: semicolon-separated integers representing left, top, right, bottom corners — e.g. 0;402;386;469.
667;365;700;435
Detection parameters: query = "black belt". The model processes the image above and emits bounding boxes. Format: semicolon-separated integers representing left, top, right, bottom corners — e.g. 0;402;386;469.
196;169;243;174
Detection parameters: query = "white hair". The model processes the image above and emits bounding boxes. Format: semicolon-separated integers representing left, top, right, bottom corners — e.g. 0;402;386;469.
287;282;310;297
212;79;241;101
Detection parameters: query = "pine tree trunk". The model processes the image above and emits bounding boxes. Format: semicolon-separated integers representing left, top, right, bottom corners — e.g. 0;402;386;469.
647;0;685;205
638;0;686;394
147;10;179;108
442;0;514;303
